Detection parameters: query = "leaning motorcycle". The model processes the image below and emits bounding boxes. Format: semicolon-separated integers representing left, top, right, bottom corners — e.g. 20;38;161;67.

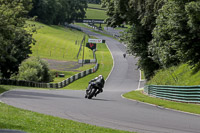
85;83;98;99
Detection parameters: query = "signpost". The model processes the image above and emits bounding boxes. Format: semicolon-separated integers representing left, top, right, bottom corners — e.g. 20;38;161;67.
86;43;96;50
76;19;105;24
88;39;106;43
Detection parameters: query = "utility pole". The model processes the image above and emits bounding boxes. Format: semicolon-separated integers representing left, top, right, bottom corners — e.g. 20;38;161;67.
82;35;85;67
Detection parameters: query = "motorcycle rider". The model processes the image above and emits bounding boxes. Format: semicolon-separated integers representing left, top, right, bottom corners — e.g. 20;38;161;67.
85;75;105;98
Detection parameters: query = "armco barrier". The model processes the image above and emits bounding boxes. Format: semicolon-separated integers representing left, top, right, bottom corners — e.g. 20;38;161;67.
144;85;200;103
0;62;99;89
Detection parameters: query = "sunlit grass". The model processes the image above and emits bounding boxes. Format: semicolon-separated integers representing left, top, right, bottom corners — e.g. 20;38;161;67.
147;63;200;86
28;21;93;61
124;90;200;115
86;8;107;20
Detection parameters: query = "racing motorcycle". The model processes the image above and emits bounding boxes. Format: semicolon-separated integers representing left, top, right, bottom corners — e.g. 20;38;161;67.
85;83;99;99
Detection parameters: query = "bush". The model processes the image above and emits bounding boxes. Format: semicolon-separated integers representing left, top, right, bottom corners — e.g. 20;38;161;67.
17;57;53;83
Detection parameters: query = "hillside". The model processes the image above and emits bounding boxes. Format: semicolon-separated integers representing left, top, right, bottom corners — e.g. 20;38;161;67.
85;4;107;20
28;21;93;61
147;63;200;86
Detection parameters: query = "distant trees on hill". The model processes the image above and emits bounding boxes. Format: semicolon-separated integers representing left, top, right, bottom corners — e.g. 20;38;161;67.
88;0;101;4
29;0;88;25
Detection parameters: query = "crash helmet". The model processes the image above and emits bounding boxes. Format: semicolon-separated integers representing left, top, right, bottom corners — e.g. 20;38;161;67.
98;75;103;78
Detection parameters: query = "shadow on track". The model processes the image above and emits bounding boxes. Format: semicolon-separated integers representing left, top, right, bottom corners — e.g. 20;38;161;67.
3;90;82;100
90;98;115;102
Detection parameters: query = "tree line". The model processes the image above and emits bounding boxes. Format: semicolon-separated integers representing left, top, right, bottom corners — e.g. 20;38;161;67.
88;0;101;4
102;0;200;80
29;0;87;25
0;0;87;81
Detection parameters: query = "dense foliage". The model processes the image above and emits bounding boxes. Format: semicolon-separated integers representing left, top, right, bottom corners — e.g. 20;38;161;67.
0;0;35;78
103;0;200;80
88;0;101;4
29;0;88;25
149;0;200;68
15;57;53;82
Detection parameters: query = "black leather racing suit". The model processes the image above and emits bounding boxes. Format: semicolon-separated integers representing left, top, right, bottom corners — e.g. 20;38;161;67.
86;76;105;96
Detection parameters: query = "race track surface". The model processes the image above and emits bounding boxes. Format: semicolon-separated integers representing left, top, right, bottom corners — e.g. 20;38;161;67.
1;27;200;133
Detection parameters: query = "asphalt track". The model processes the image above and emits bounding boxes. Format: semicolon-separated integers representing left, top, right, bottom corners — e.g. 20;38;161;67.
1;27;200;133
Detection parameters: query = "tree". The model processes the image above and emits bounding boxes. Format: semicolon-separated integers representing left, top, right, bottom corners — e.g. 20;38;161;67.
103;0;200;79
102;0;164;79
29;0;87;25
149;1;186;67
29;0;60;25
88;0;101;4
184;1;200;66
16;57;53;82
55;0;87;25
0;0;35;78
149;0;200;67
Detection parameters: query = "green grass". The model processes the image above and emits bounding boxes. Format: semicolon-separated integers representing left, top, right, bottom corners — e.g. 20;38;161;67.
28;21;93;61
62;42;113;90
51;64;96;83
147;63;200;86
140;70;145;80
85;8;107;20
51;71;77;83
123;90;200;115
88;4;105;9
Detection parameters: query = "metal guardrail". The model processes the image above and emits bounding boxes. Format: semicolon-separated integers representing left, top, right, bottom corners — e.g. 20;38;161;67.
0;62;99;89
144;85;200;103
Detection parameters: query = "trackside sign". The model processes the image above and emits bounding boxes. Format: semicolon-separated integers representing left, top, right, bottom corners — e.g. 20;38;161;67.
88;39;106;43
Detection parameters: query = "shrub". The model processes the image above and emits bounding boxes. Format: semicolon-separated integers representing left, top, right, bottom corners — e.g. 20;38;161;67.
17;57;53;83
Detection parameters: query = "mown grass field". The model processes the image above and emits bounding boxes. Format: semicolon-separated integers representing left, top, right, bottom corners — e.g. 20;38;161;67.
86;9;107;19
88;3;105;9
28;21;93;61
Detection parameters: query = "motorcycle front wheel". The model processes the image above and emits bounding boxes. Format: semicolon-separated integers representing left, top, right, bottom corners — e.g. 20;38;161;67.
88;88;97;99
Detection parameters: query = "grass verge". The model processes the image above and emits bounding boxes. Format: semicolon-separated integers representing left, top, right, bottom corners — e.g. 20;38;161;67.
123;90;200;115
